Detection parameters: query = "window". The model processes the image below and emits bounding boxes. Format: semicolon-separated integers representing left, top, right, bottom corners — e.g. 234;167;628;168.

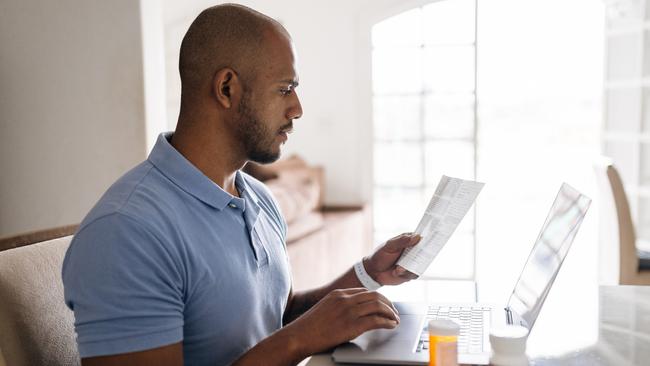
372;0;478;280
372;0;603;301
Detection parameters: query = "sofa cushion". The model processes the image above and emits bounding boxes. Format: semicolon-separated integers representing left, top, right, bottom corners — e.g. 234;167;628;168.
243;155;313;180
285;211;324;243
243;156;324;222
265;174;321;224
0;236;79;366
242;161;279;182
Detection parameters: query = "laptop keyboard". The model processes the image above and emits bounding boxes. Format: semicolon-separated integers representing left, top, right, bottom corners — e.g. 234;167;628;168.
416;305;491;355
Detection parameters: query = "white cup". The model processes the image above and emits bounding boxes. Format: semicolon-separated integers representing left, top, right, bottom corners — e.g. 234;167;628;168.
489;325;529;366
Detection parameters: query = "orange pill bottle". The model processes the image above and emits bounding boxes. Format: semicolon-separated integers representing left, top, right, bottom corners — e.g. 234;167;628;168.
428;319;460;366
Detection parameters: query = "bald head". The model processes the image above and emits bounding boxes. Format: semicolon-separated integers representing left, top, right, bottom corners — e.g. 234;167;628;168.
179;4;289;101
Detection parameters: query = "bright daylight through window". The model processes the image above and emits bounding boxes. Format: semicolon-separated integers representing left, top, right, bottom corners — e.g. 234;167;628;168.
372;2;604;341
372;0;478;281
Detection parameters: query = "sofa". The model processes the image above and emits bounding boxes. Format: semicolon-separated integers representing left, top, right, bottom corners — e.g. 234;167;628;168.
0;233;78;366
243;155;372;290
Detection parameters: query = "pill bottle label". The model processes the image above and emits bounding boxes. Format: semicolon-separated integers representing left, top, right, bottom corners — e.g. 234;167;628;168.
429;335;458;366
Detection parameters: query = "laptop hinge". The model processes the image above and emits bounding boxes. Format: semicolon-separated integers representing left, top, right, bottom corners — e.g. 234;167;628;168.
504;307;513;325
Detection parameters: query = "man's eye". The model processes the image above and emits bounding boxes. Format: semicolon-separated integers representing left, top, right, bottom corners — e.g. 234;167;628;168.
280;88;293;96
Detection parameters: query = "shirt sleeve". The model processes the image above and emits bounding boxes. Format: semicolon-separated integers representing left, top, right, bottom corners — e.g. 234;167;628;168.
62;213;184;358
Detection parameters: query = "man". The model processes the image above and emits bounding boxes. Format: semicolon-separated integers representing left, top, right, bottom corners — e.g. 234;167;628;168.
62;4;420;365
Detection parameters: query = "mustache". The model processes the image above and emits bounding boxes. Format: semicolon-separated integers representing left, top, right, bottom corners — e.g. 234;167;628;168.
279;122;293;134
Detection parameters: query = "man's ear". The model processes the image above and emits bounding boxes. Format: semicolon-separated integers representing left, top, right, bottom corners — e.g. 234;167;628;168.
212;68;242;109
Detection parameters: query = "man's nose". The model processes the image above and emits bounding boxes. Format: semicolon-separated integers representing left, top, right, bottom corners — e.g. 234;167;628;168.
287;91;303;120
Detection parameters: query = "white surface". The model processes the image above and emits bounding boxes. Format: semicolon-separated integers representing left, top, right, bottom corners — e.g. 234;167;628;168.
379;279;477;303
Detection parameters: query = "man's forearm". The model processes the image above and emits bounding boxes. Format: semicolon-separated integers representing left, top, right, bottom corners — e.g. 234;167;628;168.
243;282;401;366
284;261;369;324
232;325;306;366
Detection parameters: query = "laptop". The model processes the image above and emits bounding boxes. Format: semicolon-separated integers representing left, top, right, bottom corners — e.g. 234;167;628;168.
332;183;591;365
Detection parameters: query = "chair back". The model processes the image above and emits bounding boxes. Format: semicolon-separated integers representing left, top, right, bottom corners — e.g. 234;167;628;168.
594;160;639;285
606;165;640;284
0;227;79;366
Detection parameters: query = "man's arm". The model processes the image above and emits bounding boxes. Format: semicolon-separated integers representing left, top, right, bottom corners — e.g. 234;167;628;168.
78;233;420;366
234;288;400;365
80;288;401;366
81;342;183;366
283;233;421;324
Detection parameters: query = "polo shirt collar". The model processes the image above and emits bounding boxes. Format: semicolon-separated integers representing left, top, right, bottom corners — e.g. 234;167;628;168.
148;132;253;211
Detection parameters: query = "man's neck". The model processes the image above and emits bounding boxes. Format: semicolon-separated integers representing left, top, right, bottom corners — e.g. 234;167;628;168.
170;117;246;197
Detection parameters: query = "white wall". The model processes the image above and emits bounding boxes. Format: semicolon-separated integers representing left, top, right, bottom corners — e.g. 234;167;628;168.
0;0;166;237
162;0;419;206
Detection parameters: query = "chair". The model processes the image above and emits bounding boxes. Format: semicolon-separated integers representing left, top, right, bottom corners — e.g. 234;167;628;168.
0;225;80;366
594;160;650;285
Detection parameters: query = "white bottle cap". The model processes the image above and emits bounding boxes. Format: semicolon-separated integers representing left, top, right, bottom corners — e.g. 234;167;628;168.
428;319;460;336
489;325;529;366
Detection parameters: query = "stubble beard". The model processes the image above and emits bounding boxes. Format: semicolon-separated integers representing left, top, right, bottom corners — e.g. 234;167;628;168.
236;92;282;164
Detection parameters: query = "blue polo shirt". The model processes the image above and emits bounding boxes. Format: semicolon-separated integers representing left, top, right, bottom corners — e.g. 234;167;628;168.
62;132;292;365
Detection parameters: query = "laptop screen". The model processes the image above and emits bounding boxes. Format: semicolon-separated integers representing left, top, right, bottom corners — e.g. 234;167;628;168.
506;183;591;329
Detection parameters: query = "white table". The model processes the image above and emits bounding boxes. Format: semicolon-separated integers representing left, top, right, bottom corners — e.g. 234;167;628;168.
304;286;650;366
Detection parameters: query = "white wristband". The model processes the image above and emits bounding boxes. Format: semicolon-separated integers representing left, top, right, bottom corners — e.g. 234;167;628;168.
354;260;382;291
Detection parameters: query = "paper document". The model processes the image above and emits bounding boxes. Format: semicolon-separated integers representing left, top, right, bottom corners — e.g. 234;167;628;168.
397;175;484;276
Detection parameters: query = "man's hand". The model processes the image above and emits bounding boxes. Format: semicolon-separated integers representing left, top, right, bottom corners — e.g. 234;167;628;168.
283;288;400;358
364;233;421;286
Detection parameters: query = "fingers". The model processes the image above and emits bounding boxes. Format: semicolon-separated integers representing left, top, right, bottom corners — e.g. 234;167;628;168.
389;232;413;241
330;288;400;321
350;290;394;308
357;315;399;333
384;233;421;253
315;289;401;342
349;291;399;318
355;299;400;322
393;265;419;280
